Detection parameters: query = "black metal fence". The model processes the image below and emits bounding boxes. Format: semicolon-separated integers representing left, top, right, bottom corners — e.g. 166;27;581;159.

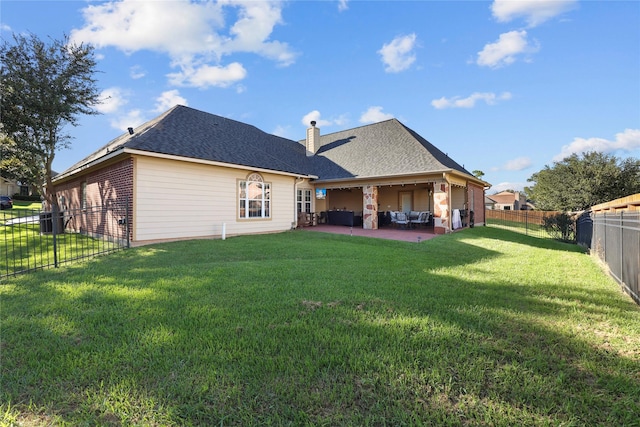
589;212;639;304
1;201;129;279
485;209;562;239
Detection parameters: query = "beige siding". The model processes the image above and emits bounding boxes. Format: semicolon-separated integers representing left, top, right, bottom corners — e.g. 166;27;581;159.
134;157;296;242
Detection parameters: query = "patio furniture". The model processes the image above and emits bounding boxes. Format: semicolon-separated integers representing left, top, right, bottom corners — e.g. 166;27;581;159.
327;210;361;227
410;211;431;228
395;212;409;229
389;211;398;227
298;211;316;227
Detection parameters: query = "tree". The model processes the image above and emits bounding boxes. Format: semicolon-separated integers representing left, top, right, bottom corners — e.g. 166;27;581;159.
472;170;485;179
0;33;101;208
525;152;640;211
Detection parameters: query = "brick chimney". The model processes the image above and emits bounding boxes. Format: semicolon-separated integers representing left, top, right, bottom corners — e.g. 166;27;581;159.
306;120;320;156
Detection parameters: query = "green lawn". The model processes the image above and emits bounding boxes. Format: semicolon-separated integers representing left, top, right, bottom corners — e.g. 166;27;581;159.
9;200;42;211
1;227;639;426
1;209;122;278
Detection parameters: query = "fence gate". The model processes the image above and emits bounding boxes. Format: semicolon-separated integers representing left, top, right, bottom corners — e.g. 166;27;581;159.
1;200;130;278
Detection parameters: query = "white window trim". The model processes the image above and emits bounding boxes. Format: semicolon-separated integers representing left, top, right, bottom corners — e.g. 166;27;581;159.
238;173;271;220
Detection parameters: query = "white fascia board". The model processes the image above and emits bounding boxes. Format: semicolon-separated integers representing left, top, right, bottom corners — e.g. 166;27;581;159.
124;148;317;179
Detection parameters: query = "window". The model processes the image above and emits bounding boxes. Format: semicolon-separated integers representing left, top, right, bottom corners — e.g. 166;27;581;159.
239;173;270;219
297;189;312;213
470;188;474;211
81;182;87;209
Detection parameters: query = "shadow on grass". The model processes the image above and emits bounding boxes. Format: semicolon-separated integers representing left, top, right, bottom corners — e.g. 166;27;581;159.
1;228;639;425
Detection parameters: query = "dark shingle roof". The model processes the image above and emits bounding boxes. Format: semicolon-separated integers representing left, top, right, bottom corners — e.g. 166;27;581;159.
59;106;475;183
62;105;312;177
307;119;472;180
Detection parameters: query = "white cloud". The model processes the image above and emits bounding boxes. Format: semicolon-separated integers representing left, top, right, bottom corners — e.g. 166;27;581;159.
96;87;128;114
490;181;527;193
301;110;333;128
359;106;394;124
301;110;349;128
553;128;640;161
154;90;188;113
431;92;512;109
338;0;349;12
110;109;147;132
378;33;417;73
491;0;578;28
272;124;291;138
70;0;295;88
503;156;532;171
221;1;296;66
167;62;247;88
476;30;539;68
129;65;146;79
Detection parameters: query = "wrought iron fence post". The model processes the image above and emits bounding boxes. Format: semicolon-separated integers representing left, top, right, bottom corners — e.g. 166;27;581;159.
126;196;130;248
52;204;59;268
620;211;624;282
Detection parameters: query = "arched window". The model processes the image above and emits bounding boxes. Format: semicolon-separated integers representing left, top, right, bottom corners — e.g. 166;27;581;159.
239;173;271;219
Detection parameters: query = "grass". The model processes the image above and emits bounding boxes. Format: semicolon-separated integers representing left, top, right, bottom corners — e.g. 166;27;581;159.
12;201;42;210
486;219;551;240
1;213;122;278
1;227;639;426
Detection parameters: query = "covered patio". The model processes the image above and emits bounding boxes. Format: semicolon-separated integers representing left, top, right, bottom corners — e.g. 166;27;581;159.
301;223;440;243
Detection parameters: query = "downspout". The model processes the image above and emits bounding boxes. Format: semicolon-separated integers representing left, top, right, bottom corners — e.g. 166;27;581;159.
293;176;304;229
448;181;452;232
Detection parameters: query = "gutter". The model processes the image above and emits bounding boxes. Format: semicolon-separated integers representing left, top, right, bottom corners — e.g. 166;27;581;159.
53;147;317;184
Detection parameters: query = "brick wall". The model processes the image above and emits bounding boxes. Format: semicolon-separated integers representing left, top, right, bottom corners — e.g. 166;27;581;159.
53;158;134;241
467;182;485;225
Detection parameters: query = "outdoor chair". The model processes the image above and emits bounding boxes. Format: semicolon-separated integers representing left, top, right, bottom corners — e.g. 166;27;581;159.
395;212;409;228
410;211;430;228
389;210;398;227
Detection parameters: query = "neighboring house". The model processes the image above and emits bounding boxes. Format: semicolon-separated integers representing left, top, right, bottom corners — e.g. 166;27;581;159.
1;176;21;197
51;105;490;245
489;191;528;210
485;195;497;210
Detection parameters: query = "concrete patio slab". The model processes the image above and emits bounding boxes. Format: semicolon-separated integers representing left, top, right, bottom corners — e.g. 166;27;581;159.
301;224;439;243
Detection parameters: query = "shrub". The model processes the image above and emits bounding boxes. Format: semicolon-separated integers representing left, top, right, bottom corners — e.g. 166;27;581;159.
542;212;576;241
12;194;42;202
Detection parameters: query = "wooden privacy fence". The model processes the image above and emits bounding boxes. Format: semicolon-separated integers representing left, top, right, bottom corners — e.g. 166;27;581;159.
485;209;563;239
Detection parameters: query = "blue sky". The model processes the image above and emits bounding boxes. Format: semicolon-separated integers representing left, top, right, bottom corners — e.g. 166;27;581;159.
2;0;639;193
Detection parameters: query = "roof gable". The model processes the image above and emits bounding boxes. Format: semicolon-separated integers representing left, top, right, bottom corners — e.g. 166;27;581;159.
127;106;312;175
307;119;473;180
61;105;312;177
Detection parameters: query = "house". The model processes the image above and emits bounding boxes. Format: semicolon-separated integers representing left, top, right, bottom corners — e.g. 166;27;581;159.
1;176;19;197
484;195;497;210
488;191;527;210
51;105;489;245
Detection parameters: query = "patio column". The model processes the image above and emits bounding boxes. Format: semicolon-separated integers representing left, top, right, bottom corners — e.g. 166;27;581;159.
433;182;449;234
362;185;378;230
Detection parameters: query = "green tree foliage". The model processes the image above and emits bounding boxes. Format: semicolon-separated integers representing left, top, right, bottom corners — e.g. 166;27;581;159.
542;212;576;241
472;170;485;179
526;152;640;211
0;33;101;208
